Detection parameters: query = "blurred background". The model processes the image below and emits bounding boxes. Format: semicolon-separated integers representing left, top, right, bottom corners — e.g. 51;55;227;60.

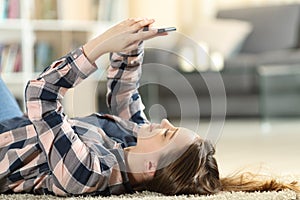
0;0;300;176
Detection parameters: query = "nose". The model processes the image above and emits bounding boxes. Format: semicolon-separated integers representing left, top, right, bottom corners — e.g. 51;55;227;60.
160;119;175;129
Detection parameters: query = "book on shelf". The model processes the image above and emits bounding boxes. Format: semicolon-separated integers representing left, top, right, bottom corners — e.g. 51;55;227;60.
31;0;123;21
13;46;21;72
0;0;8;19
0;0;20;20
0;43;22;74
33;0;57;19
7;0;19;19
34;41;53;72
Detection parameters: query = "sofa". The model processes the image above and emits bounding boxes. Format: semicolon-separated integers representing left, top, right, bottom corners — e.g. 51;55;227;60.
136;3;300;119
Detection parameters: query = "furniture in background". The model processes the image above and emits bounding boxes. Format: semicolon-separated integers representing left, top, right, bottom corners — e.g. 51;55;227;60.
216;4;300;118
0;0;127;116
140;4;300;119
257;64;300;121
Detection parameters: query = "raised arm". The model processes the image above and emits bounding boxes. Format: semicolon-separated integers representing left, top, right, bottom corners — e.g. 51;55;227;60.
106;44;148;125
101;19;167;125
25;18;161;196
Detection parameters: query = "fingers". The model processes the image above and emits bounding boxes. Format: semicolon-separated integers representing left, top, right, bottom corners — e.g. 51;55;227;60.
126;26;168;48
130;18;156;33
124;30;155;51
122;18;160;45
120;18;155;29
122;18;144;26
135;28;159;40
107;18;168;52
124;41;140;52
123;18;164;39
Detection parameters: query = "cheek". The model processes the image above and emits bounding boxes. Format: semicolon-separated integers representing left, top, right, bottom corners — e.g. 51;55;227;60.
137;138;165;152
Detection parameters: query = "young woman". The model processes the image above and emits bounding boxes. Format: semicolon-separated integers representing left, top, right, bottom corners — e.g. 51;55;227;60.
0;18;299;196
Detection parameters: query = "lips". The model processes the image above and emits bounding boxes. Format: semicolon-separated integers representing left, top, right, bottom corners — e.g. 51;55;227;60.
149;123;160;132
149;123;153;132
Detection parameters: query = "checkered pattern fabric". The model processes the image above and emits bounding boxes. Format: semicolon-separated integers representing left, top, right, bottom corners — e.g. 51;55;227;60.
0;45;148;196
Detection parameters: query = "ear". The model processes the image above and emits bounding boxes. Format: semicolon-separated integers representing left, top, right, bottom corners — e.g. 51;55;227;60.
144;160;157;179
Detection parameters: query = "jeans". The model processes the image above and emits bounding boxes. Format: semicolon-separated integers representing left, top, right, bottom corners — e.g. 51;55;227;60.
0;77;23;122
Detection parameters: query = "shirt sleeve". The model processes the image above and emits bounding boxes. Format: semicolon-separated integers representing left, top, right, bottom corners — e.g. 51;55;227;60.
106;43;149;125
25;48;122;195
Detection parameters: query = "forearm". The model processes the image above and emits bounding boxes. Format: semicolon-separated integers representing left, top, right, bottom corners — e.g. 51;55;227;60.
82;34;107;64
106;44;148;124
26;48;97;121
25;47;97;164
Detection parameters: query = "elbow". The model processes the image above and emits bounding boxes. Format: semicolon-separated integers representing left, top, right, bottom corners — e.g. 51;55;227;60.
25;79;44;103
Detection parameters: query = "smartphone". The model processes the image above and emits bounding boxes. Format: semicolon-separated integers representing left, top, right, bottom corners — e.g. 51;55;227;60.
157;27;176;33
143;26;176;33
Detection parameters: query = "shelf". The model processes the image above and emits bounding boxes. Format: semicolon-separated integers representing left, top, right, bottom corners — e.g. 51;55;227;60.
0;19;22;30
0;0;127;116
31;19;112;31
0;19;103;32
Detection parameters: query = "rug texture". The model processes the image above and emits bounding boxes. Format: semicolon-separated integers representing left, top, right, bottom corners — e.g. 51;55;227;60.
0;190;298;200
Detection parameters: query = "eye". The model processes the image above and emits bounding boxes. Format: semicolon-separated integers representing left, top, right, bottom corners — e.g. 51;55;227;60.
163;129;169;137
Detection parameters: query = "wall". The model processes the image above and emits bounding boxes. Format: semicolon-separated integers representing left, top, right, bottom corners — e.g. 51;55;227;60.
127;0;300;35
128;0;205;35
128;0;179;27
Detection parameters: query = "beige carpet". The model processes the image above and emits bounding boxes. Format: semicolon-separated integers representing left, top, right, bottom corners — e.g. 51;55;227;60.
0;190;298;200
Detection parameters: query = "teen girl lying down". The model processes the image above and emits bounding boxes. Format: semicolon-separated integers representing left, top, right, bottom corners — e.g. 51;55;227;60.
0;18;299;196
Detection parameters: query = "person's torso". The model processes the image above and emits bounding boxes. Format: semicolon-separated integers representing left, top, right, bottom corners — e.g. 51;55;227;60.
0;113;136;195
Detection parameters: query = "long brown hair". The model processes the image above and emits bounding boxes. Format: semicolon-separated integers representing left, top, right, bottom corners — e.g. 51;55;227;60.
142;138;299;195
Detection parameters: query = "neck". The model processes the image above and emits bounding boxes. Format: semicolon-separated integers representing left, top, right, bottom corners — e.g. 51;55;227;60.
124;147;145;188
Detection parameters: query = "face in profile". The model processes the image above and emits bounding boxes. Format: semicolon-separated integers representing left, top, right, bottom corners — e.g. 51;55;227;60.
127;119;199;172
135;119;198;152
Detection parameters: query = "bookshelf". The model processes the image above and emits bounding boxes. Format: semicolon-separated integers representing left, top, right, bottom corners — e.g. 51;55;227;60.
0;0;128;116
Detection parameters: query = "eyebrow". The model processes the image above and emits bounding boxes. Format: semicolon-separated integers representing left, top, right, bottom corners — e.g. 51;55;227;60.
169;128;179;140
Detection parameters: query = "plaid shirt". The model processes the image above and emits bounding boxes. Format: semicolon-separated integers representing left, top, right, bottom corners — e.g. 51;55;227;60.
0;45;148;196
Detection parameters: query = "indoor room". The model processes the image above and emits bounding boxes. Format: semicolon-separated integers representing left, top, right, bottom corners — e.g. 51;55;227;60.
0;0;300;199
